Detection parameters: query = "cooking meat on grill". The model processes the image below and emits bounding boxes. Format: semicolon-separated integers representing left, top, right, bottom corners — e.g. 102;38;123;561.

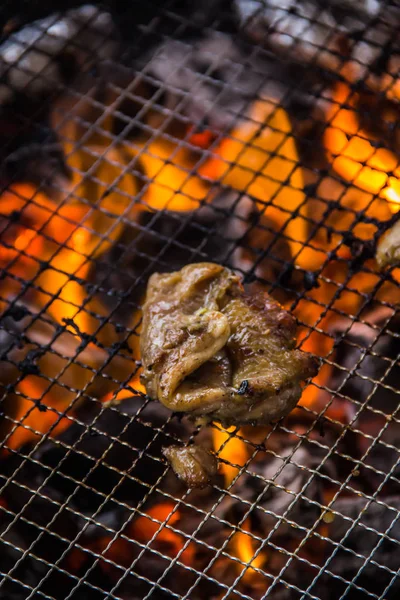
162;444;219;488
376;219;400;269
140;263;318;426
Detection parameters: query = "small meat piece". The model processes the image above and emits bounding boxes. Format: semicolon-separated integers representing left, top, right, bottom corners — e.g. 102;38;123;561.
162;445;218;488
376;220;400;269
140;263;318;426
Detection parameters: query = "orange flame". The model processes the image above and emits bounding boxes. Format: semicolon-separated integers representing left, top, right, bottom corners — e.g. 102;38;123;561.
0;183;137;450
124;137;211;212
129;503;194;566
325;83;400;213
54;91;211;216
232;518;266;584
74;503;195;578
4;378;72;452
200;99;320;269
212;425;249;486
2;82;400;452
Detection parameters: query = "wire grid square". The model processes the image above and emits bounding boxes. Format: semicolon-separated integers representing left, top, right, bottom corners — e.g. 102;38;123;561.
0;1;399;599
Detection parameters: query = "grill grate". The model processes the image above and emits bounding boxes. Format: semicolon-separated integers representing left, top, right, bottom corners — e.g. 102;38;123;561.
0;1;399;599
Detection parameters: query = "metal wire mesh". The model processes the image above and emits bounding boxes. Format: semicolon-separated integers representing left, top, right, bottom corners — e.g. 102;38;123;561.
0;1;399;599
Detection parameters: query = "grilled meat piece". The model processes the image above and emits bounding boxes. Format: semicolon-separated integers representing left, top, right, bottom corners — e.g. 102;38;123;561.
162;444;219;488
140;263;318;426
376;219;400;269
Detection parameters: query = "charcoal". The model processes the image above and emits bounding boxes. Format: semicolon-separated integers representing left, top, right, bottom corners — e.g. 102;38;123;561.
18;396;189;513
0;295;135;446
0;459;90;600
0;4;118;189
223;442;337;537
0;5;118;103
0;452;83;550
111;0;235;47
136;32;282;131
0;397;191;597
0;135;68;196
236;0;400;102
0;523;49;599
0;1;87;32
91;190;253;307
330;307;400;417
312;495;400;599
91;189;296;314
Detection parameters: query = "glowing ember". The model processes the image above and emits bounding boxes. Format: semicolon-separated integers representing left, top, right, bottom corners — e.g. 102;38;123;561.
129;503;194;565
3;378;72;452
66;503;194;580
186;126;215;149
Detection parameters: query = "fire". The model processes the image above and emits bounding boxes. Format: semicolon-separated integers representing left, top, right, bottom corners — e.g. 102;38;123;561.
67;502;194;577
287;84;400;414
1;76;400;463
54;91;211;215
125;138;212;212
129;503;194;565
4;378;72;452
325;82;400;212
232;518;266;585
212;425;249;486
101;375;146;405
200;99;319;269
0;183;137;450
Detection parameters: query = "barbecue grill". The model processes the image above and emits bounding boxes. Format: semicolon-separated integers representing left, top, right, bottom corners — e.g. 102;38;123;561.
0;1;399;599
